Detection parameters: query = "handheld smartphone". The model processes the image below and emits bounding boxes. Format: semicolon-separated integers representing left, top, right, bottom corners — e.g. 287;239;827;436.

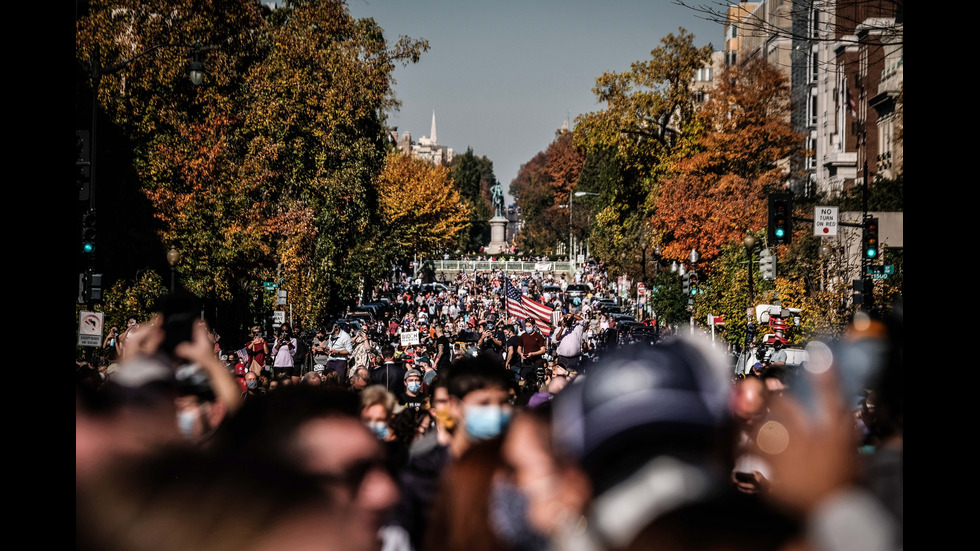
160;295;199;358
787;339;884;420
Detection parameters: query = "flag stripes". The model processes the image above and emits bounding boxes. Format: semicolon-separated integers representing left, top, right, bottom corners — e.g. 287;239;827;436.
503;279;554;336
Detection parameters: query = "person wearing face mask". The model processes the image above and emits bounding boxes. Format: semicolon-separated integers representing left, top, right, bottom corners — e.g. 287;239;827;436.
174;368;227;446
391;353;514;551
518;318;546;383
399;369;426;411
242;371;265;401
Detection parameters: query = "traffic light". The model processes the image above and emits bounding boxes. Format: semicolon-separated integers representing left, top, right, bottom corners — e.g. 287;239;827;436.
681;272;692;295
689;272;699;296
81;209;96;255
768;194;793;245
88;272;103;302
78;271;103;303
759;248;776;281
746;321;757;344
77;130;91;201
852;278;872;309
862;217;879;260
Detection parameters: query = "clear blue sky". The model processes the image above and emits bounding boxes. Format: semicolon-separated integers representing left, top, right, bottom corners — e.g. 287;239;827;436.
345;0;721;202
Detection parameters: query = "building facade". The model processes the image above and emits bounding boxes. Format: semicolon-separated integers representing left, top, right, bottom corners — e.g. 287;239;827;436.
725;0;903;198
393;111;454;166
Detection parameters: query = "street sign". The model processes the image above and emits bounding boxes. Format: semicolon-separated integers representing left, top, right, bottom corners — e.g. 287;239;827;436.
78;311;104;347
871;273;889;280
273;310;286;324
814;206;839;236
263;281;277;291
277;289;287;305
707;315;724;326
637;282;646;295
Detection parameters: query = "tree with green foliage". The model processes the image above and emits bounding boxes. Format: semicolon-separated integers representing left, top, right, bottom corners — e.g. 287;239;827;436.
76;270;168;361
76;0;429;328
449;148;497;252
510;129;585;254
573;29;712;281
648;269;691;329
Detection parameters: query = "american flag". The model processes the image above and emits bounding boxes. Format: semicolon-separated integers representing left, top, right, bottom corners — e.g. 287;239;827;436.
504;279;553;336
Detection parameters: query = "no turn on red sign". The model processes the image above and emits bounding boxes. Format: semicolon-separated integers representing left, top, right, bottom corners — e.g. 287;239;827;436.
814;206;839;236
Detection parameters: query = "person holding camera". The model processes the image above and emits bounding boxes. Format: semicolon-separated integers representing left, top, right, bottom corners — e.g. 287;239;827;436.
476;319;503;357
272;323;298;383
103;326;120;361
311;328;331;370
246;326;268;375
554;314;586;372
325;323;353;382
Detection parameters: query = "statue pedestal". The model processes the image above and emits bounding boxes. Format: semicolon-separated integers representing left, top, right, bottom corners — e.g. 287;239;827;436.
486;215;509;254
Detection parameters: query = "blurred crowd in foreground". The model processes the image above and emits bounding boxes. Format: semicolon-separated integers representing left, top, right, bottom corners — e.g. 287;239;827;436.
77;297;902;551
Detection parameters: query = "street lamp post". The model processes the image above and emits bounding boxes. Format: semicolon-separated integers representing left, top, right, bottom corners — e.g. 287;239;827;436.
569;191;599;261
79;41;212;285
743;234;757;301
167;248;180;294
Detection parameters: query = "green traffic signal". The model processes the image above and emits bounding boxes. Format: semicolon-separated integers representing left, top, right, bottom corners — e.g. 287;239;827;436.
862;217;879;260
768;194;793;245
81;210;96;256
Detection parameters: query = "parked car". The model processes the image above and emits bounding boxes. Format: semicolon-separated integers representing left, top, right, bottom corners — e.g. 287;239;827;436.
566;284;589;299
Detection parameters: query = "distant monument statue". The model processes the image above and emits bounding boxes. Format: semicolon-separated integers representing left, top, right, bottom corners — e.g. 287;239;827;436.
490;180;504;217
487;180;508;254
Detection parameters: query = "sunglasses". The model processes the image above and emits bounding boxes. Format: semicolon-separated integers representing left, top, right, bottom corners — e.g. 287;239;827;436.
315;456;389;496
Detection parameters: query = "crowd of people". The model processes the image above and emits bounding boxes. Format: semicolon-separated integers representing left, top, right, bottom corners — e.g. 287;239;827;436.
77;268;902;551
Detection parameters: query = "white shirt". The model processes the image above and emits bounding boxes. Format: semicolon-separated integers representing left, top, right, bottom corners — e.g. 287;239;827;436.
327;330;352;361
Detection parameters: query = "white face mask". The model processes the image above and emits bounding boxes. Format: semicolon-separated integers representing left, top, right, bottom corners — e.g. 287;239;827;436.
177;409;199;439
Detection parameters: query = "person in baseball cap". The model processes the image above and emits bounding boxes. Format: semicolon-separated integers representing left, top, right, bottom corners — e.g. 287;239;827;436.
550;336;799;550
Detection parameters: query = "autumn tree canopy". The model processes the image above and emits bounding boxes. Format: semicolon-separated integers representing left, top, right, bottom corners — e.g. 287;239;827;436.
569;29;711;277
653;58;802;262
509;129;585;254
76;0;429;325
377;151;470;256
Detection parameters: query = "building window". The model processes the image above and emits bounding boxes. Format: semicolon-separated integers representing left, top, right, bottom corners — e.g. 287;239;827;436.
695;67;713;82
805;136;817;170
809;94;818;127
810;51;819;82
726;50;737;67
727;24;738;40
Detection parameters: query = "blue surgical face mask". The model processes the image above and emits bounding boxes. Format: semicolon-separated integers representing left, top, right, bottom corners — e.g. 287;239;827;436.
464;405;512;441
368;421;390;440
407;381;422;393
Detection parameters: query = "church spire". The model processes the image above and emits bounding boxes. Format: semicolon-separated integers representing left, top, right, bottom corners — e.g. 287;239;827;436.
430;110;437;144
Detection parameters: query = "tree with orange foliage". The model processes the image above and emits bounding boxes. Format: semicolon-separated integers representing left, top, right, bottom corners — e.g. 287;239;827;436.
510;129;585;254
653;58;803;264
376;152;470;256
